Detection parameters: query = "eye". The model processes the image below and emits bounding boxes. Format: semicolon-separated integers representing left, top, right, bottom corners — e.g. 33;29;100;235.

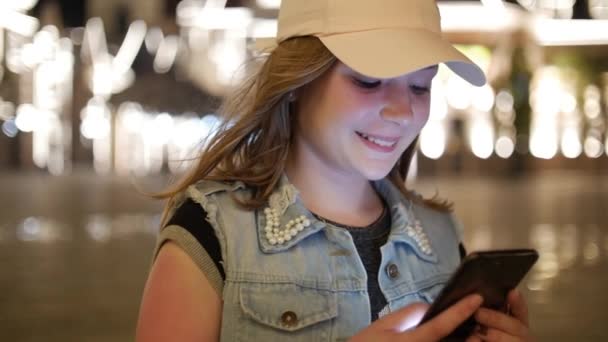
410;84;431;95
353;77;382;89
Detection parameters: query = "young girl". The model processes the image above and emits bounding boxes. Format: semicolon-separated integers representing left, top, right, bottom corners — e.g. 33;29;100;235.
137;1;533;341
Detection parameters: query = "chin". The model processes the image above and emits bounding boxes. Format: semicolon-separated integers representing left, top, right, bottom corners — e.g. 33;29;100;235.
360;167;392;181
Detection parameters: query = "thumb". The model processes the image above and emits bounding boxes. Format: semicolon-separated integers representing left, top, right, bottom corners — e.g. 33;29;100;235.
376;302;430;332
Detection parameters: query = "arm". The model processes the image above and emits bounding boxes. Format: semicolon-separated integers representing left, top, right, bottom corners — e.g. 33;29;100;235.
136;241;222;342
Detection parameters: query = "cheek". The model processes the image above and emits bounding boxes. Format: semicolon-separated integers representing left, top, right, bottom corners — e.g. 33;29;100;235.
323;88;374;127
413;100;431;128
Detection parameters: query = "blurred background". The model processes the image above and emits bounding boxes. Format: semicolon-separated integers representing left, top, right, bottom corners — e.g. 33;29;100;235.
0;0;606;341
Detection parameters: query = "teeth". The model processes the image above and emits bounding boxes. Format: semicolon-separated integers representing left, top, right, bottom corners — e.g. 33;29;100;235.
359;133;396;147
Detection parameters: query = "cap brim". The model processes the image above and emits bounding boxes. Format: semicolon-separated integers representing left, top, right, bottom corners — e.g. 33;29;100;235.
319;29;486;86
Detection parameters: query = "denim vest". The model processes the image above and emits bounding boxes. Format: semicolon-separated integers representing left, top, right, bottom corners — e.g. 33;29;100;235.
180;175;463;341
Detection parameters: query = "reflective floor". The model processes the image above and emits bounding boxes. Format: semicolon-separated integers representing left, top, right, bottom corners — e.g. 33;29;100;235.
1;170;606;341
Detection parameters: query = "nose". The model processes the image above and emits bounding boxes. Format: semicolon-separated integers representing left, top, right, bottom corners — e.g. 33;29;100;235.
380;85;413;125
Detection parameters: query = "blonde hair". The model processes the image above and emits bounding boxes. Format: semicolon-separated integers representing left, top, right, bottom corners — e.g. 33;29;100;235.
154;36;451;225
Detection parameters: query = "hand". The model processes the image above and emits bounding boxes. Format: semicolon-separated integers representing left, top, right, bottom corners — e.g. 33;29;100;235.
467;289;533;342
349;294;483;342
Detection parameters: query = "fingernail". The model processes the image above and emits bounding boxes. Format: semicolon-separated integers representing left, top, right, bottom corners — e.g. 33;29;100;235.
470;294;484;306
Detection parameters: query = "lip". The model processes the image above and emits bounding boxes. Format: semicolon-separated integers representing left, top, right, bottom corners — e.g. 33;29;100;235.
357;132;400;143
356;131;400;153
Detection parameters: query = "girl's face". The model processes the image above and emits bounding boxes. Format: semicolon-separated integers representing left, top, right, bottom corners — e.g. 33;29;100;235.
294;61;438;181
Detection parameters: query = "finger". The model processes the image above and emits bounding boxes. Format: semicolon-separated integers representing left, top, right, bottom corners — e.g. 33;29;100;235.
507;289;529;326
474;327;519;342
378;302;430;332
413;294;483;339
475;308;528;337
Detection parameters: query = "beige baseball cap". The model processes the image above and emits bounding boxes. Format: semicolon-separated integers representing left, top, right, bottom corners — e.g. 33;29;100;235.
255;0;486;86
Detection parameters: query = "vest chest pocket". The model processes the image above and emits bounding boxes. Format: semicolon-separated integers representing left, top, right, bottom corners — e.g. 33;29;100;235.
418;282;446;304
386;281;448;317
238;283;338;341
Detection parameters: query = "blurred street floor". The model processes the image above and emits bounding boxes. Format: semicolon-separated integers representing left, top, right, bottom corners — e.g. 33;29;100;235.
0;169;606;341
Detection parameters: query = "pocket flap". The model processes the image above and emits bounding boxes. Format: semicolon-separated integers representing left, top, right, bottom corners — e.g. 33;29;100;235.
239;283;338;332
418;282;446;303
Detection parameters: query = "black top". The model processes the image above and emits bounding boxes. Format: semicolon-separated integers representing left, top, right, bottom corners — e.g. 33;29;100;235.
165;199;467;321
316;206;392;321
165;199;226;280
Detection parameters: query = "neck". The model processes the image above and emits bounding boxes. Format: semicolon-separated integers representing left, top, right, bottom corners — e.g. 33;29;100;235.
285;147;384;227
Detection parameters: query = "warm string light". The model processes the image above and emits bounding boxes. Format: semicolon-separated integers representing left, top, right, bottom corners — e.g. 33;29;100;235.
1;1;608;174
589;0;608;19
113;102;222;177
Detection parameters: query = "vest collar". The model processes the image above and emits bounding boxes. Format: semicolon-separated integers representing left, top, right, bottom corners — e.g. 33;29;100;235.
373;179;438;263
256;174;437;263
256;174;326;253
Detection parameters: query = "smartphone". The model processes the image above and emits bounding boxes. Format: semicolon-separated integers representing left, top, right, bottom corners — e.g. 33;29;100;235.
418;249;539;340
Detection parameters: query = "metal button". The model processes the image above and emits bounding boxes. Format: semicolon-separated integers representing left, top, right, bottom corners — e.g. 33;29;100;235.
386;263;400;279
280;311;298;327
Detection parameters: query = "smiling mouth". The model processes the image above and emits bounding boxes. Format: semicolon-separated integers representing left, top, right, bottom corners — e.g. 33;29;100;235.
356;132;399;148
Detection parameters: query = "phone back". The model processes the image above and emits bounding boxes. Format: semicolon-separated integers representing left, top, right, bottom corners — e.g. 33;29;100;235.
420;249;539;340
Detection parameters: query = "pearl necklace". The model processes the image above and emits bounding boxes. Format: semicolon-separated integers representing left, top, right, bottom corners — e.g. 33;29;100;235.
405;219;432;255
263;207;311;245
263;204;433;255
